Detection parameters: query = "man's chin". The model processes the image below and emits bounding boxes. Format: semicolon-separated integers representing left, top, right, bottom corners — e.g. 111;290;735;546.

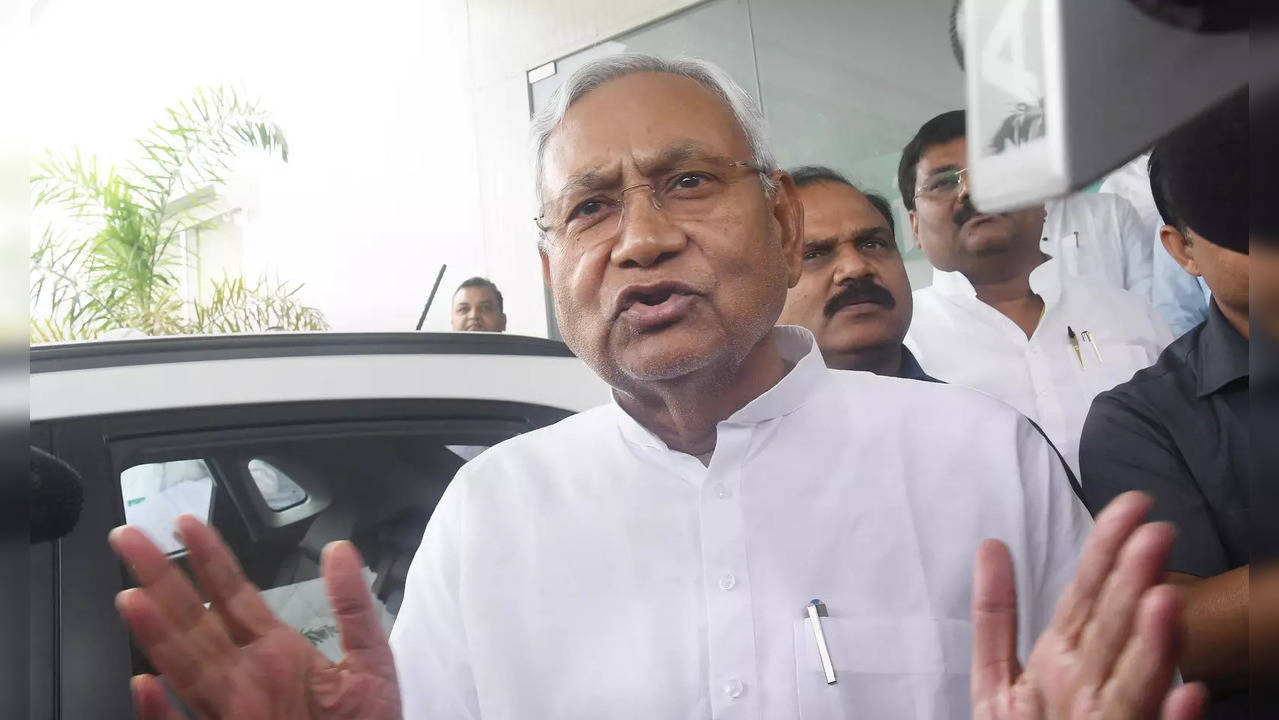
611;324;728;382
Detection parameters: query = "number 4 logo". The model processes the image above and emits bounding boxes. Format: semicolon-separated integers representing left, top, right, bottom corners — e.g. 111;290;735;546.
981;0;1043;103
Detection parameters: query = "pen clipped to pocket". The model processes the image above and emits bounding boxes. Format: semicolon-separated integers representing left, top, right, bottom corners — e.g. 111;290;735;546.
805;599;837;685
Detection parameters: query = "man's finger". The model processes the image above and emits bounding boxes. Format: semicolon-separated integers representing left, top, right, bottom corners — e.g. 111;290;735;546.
323;541;392;659
108;526;236;657
1076;522;1175;691
115;589;227;717
176;514;281;644
1160;683;1207;720
1099;585;1186;720
971;539;1022;711
1049;492;1152;642
130;674;185;720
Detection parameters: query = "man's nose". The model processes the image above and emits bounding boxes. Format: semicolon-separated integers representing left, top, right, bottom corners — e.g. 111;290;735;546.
610;190;687;268
831;244;875;285
956;174;972;206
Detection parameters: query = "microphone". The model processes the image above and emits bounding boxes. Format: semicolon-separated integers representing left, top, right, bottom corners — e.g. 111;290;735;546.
29;446;85;543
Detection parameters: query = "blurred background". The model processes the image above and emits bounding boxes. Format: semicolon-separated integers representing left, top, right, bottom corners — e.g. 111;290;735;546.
22;0;968;340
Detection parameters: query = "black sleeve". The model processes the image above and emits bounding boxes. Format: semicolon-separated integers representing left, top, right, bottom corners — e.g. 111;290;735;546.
1078;389;1228;577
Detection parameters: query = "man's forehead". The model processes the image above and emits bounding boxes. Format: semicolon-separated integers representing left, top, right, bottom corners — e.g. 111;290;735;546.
917;137;968;175
542;72;750;190
800;182;891;235
456;287;496;303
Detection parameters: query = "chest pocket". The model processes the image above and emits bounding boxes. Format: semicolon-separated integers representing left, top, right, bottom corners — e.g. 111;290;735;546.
793;617;972;720
1077;342;1151;397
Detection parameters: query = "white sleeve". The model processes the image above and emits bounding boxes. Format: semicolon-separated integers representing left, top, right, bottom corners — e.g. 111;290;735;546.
1115;197;1154;298
1019;416;1093;639
388;476;482;719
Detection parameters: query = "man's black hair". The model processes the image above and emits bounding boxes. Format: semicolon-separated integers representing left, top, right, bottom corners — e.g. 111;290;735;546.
897;110;967;212
788;165;896;236
1147;87;1248;253
455;276;504;312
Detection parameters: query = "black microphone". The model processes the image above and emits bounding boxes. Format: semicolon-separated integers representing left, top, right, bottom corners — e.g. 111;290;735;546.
29;446;85;543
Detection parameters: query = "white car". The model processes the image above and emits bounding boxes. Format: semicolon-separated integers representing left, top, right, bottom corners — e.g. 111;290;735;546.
28;331;609;720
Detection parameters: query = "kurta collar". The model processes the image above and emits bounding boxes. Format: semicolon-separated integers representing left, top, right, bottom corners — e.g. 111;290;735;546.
612;325;828;450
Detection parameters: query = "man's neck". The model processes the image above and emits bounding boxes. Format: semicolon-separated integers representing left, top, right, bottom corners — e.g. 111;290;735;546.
1216;299;1250;341
824;342;904;377
613;333;789;457
965;250;1049;338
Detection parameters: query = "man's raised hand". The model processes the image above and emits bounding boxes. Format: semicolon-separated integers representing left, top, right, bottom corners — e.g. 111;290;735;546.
971;491;1207;720
109;515;402;720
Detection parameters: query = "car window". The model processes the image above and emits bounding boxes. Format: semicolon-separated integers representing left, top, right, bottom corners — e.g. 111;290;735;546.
119;459;215;555
110;418;530;671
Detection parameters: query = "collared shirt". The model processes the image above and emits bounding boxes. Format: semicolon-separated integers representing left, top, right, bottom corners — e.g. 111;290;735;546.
1080;303;1250;575
1043;192;1153;297
904;258;1174;477
898;346;938;382
389;326;1091;719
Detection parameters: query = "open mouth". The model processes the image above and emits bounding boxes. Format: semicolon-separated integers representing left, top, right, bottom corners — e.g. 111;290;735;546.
617;283;700;330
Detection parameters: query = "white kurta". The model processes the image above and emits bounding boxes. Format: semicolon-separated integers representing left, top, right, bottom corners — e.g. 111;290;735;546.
1042;192;1153;297
389;327;1091;719
905;260;1174;477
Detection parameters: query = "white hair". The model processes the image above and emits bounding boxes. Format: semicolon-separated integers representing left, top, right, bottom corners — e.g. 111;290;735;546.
529;53;779;209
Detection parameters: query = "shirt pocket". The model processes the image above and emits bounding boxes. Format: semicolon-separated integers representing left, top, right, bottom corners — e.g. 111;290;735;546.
794;616;972;720
1077;342;1151;396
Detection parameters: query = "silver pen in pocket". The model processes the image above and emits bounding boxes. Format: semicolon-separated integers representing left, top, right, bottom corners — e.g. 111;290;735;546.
805;599;837;685
1081;330;1103;362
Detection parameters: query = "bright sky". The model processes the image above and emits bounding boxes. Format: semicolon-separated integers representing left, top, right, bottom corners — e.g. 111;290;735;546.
29;0;505;333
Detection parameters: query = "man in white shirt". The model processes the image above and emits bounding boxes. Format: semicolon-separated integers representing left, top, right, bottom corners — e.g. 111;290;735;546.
897;110;1174;476
1042;190;1152;297
109;56;1203;720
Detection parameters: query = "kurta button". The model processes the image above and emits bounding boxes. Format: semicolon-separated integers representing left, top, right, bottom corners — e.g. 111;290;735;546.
714;484;731;499
718;573;736;591
723;677;745;698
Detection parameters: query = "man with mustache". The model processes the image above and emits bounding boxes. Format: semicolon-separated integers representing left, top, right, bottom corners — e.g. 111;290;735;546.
110;58;1203;720
899;110;1174;476
776;166;931;380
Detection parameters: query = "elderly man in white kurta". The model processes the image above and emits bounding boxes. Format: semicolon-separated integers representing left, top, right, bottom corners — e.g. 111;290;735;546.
109;55;1205;720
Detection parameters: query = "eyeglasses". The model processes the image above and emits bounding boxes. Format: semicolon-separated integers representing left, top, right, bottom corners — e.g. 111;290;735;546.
914;167;968;202
535;159;767;244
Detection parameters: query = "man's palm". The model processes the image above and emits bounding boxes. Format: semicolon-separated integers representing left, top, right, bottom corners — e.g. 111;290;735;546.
970;492;1207;720
111;517;401;720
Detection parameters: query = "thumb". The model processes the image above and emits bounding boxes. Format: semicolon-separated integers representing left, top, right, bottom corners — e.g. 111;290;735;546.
322;541;391;657
971;539;1022;711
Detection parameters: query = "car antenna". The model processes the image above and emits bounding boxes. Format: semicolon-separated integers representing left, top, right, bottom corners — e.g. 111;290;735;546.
415;263;448;331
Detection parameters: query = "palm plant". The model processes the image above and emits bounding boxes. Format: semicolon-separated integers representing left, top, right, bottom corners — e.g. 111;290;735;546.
30;87;327;342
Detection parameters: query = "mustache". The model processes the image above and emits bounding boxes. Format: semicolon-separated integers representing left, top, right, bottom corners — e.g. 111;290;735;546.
952;198;1008;228
824;278;897;316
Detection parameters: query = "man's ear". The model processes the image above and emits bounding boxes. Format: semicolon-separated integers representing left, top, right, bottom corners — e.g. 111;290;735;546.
497;312;508;333
771;171;805;289
1160;225;1201;277
909;210;922;250
539;243;553;290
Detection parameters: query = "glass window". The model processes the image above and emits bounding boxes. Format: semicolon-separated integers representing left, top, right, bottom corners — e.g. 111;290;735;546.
113;417;537;670
119;459;215;555
247;458;308;511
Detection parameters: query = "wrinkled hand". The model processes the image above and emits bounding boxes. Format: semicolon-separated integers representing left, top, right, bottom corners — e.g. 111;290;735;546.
109;515;402;720
971;492;1207;720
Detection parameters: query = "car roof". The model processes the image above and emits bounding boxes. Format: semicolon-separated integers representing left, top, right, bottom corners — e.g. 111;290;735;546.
30;332;612;421
30;332;574;373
